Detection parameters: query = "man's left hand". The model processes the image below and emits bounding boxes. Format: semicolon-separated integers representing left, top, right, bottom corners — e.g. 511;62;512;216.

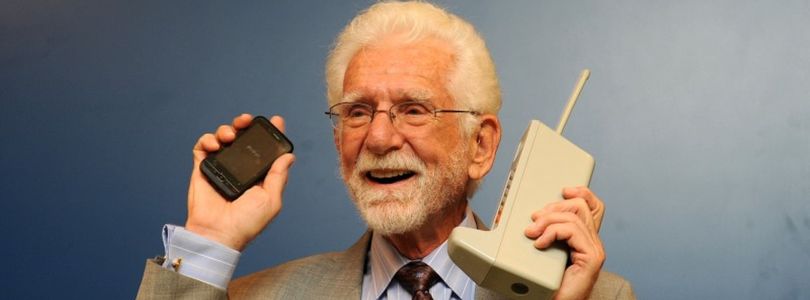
524;186;606;300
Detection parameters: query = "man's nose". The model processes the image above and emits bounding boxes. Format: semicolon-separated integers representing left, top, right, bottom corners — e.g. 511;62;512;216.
364;111;405;155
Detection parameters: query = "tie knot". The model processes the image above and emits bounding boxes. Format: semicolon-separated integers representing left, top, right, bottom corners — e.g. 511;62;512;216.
394;261;440;299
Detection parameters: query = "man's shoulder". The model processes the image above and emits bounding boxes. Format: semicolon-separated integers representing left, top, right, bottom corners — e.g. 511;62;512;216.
590;270;636;300
229;251;343;296
227;232;371;299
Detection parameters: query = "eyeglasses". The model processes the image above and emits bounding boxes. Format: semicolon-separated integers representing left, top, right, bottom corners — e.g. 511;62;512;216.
325;100;479;130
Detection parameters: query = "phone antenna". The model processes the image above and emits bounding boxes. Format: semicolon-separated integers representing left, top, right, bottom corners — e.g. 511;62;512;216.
556;69;591;135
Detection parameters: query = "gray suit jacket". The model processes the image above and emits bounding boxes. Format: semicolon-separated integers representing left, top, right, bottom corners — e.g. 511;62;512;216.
137;228;634;299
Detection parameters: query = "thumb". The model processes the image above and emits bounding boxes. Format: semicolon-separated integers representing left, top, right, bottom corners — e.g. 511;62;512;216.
191;134;215;174
262;153;295;196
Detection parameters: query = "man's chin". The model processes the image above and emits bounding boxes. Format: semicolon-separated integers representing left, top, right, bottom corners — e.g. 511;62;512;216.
359;195;409;214
363;198;400;208
357;200;424;235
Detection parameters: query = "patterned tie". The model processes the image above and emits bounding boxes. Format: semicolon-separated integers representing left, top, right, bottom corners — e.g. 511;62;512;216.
394;261;441;300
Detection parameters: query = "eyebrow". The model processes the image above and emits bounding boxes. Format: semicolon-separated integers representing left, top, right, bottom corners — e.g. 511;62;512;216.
401;90;433;102
340;91;363;103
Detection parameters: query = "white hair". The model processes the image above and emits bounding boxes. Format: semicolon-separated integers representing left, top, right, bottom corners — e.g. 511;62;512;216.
325;1;501;116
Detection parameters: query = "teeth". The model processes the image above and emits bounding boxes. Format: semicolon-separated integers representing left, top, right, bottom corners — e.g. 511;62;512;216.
368;170;410;179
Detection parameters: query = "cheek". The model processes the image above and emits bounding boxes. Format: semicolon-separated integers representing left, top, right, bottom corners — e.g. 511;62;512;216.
413;128;466;166
338;131;365;170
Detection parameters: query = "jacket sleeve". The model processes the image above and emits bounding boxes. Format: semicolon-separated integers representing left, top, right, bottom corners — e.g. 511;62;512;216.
135;259;227;300
588;271;636;300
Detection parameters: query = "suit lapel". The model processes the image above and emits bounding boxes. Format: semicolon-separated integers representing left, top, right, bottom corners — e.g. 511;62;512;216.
330;230;372;299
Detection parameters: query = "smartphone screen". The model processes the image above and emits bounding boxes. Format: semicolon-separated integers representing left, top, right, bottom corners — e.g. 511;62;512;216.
216;124;286;183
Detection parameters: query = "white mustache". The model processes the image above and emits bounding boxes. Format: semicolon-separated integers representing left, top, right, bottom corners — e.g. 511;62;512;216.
353;150;427;177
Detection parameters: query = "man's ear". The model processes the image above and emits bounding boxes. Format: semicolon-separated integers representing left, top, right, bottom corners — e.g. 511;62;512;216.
468;114;501;181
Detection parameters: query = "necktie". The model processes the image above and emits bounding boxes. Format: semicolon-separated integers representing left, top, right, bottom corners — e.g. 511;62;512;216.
394;261;441;300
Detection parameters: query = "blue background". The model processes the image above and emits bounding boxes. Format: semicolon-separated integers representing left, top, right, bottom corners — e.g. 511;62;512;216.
2;1;809;298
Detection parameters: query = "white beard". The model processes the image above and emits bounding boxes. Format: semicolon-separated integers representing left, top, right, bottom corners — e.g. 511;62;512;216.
342;144;470;236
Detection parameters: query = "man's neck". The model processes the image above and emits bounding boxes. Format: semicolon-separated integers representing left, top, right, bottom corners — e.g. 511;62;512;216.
383;201;468;260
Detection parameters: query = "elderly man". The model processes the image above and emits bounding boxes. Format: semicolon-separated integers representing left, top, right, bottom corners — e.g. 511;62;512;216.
137;2;633;299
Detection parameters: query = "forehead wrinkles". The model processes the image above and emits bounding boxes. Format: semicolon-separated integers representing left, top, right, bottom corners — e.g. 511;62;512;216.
356;36;454;69
347;54;448;86
342;36;457;107
348;38;455;74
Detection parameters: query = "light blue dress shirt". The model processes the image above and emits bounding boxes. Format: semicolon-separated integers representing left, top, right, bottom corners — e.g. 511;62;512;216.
161;206;478;299
361;206;477;300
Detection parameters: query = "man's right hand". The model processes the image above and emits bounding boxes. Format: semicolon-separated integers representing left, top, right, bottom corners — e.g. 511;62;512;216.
185;114;295;251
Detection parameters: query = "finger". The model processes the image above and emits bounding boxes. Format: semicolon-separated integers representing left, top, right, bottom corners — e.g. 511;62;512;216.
270;115;286;133
533;222;595;254
563;186;605;232
533;198;594;229
232;113;253;130
563;186;604;215
215;125;237;143
561;186;581;199
533;220;605;271
194;133;221;156
533;211;596;251
525;211;581;238
533;223;572;249
261;153;295;196
533;223;571;249
533;198;590;219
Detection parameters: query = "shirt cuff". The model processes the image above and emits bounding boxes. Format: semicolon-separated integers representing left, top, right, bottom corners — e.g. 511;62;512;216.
162;224;241;290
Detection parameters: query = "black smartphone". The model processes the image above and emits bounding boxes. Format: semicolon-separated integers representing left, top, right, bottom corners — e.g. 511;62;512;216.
200;116;294;200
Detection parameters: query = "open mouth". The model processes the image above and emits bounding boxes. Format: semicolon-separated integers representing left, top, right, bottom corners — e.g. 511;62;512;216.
365;169;416;184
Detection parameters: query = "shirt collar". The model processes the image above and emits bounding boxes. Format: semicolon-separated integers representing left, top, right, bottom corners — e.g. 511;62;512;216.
366;205;477;300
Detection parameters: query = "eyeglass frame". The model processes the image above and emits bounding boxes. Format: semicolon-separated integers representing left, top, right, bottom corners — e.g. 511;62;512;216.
324;100;480;130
